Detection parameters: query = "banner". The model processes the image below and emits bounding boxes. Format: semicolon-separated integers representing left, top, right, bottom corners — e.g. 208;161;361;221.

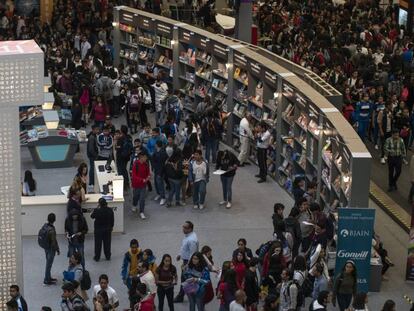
405;205;414;281
15;0;40;17
335;208;375;293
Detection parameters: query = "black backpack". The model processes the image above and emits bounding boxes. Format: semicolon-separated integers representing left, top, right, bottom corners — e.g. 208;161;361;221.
80;269;92;290
38;223;51;249
284;280;305;308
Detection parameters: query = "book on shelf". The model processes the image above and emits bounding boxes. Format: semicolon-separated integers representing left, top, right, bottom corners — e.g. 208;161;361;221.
234;67;241;79
27;129;39;142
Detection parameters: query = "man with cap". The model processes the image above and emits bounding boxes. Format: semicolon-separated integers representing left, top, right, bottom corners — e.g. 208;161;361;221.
91;198;114;261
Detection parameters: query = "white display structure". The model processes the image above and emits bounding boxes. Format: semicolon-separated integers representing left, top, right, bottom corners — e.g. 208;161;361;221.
0;40;43;307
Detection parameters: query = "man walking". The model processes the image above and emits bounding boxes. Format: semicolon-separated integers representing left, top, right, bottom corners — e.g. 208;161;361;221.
87;125;100;186
255;122;271;183
8;285;28;311
131;152;151;219
93;274;120;309
384;129;406;192
152;140;168;205
188;149;209;210
65;210;88;268
238;112;253;166
38;213;60;285
97;126;114;161
174;221;199;302
91;198;114;261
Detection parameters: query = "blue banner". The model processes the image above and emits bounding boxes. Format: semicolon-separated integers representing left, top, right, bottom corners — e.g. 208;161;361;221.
335;208;375;293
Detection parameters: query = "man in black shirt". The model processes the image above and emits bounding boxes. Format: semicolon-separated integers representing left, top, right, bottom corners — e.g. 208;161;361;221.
91;198;114;261
244;258;259;310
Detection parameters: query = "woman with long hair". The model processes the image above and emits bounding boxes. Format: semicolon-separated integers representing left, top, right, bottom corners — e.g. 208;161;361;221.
232;251;248;289
76;162;88;193
292;255;307;286
22;170;36;196
333;260;357;311
94;289;110;311
217;269;237;311
182;251;210;311
142;249;158;274
381;299;396;311
200;245;218;273
351;292;368;311
155;254;177;311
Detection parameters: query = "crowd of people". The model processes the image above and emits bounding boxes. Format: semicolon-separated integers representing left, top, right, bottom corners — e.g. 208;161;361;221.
0;0;410;310
256;0;414;194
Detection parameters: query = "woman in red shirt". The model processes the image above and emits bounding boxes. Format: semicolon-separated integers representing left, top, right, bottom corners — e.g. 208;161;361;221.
89;95;107;129
232;251;248;289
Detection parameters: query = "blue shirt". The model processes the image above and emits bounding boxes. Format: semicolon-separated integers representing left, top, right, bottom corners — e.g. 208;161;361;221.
312;275;328;300
355;100;372;122
180;231;199;261
147;134;167;156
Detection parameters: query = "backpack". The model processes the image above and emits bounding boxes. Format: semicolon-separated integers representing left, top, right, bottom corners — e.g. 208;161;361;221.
38;223;51;249
121;137;134;160
130;94;140;109
80;269;92;290
298;271;314;298
284;280;305;308
255;240;273;264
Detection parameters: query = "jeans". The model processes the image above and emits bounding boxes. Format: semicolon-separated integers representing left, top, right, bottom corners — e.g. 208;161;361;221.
257;147;267;180
113;96;120;116
89;158;95;185
193;180;207;205
44;249;56;282
155;174;166;198
388;156;402;188
238;136;250;164
157;285;174;311
116;159;129;189
205;139;218;163
187;293;204;311
156;110;165;127
68;242;85;268
168;178;181;203
220;175;234;202
357;120;369;142
133;187;147;212
336;293;353;311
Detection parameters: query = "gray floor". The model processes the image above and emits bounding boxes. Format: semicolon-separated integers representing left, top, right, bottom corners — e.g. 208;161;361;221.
21;115;414;310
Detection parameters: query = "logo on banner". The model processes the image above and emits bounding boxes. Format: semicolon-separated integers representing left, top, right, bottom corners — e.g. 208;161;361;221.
340;229;370;238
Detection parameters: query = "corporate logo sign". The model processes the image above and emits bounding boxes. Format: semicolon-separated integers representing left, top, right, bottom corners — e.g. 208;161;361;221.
335;208;375;293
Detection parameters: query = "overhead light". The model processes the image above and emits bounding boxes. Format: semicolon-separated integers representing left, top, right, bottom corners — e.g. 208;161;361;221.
273;92;279;99
171;40;176;45
112;21;118;27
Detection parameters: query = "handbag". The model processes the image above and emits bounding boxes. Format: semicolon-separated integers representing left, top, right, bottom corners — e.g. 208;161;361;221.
183;280;199;295
203;282;214;304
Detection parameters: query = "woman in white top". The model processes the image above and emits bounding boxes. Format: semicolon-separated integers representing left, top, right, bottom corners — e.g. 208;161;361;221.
310;244;330;282
22;170;36;196
292;255;307;286
200;245;219;274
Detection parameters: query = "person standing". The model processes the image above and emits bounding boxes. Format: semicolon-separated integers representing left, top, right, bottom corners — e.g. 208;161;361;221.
200;110;223;164
64;210;88;268
312;264;328;301
87;125;100;186
255;122;271;183
278;269;297;311
60;282;87;311
152;140;168;206
131;152;151;219
138;261;157;296
93;274;120;309
153;74;169;127
216;150;239;209
97;126;114;161
165;150;185;207
333;261;357;311
384;129;406;192
377;103;393;164
91;198;114;262
39;213;60;285
174;221;199;302
155;254;178;311
189;149;209;210
116;125;133;190
244;259;259;311
409;154;414;203
238;113;253;166
121;239;143;289
8;285;28;311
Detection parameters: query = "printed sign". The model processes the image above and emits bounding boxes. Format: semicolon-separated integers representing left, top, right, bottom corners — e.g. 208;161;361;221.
335;208;375;292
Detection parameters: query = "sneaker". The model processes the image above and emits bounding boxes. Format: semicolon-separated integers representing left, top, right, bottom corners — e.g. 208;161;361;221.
131;207;137;212
140;213;146;220
193;205;198;209
176;201;185;206
375;144;379;150
153;195;161;201
160;198;166;205
219;201;227;205
226;202;232;209
404;159;409;165
380;158;386;164
199;204;204;210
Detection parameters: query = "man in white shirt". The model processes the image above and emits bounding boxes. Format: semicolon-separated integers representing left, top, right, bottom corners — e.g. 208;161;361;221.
189;149;209;210
112;77;122;117
230;290;247;311
93;274;119;309
238;112;253;166
256;121;271;183
80;35;91;60
138;261;157;295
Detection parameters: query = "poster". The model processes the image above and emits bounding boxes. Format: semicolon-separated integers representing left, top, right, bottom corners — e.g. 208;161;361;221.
15;0;40;17
405;205;414;281
335;208;375;293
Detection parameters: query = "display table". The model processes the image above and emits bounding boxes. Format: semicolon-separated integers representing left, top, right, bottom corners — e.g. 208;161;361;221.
94;160;124;195
21;193;124;236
